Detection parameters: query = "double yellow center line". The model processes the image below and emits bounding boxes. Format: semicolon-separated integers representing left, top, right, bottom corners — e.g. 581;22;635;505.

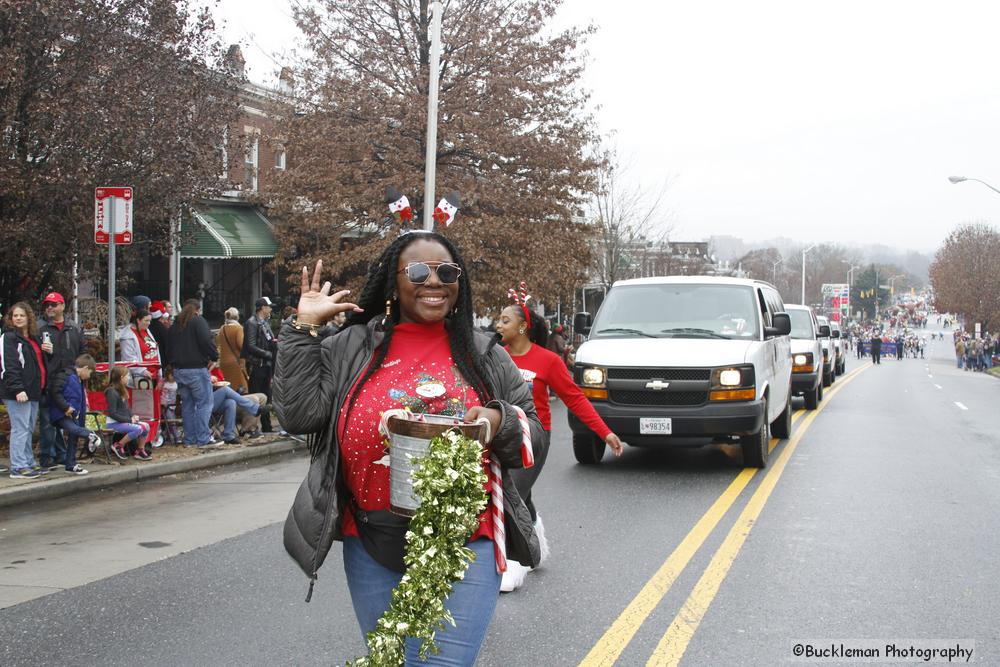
580;364;870;667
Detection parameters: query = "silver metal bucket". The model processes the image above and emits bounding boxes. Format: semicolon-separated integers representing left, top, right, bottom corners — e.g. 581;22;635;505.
381;411;490;517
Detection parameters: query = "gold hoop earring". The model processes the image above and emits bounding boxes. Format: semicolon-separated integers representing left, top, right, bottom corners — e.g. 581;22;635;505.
519;328;526;335
385;298;392;318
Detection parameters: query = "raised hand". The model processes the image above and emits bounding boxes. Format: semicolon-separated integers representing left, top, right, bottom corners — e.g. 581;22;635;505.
297;260;363;325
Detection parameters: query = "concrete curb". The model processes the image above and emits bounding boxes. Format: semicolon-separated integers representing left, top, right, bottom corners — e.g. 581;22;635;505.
0;438;307;509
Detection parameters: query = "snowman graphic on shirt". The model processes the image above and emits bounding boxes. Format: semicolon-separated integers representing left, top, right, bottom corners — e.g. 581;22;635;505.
387;370;469;419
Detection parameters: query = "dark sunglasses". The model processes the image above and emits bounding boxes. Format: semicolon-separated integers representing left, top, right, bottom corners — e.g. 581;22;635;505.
398;262;462;285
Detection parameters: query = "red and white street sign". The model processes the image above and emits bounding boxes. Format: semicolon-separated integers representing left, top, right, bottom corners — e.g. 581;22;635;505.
95;187;133;244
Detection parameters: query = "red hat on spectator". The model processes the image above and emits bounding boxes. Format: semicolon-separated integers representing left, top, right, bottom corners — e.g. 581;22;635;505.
149;300;168;319
42;292;65;305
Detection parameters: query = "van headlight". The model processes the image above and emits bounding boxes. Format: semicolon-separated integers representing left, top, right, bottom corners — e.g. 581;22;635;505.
792;352;815;373
581;366;606;388
710;365;755;401
718;369;742;386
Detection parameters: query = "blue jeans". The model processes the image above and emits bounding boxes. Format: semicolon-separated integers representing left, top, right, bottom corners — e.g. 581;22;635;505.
38;395;66;464
4;400;39;471
343;537;500;666
174;368;213;445
55;414;93;469
211;386;259;440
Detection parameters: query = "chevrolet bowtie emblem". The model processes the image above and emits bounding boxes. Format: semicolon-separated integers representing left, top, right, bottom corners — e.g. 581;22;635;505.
645;380;670;390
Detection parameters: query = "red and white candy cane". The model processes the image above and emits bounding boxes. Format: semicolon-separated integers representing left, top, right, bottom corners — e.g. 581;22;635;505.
489;404;536;573
511;404;534;468
489;456;507;572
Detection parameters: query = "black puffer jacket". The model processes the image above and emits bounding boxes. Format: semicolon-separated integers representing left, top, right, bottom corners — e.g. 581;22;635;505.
0;329;45;401
273;319;544;598
38;316;85;376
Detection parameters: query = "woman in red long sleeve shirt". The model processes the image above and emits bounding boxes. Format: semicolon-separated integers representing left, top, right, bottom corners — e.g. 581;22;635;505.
495;301;623;591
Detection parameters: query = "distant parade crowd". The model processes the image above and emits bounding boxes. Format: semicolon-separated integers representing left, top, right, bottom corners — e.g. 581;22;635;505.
840;311;996;370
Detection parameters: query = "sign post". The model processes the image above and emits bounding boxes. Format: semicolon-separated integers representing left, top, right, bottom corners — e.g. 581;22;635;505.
95;187;133;367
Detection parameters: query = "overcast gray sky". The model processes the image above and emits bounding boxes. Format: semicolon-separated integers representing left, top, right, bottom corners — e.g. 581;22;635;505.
213;0;1000;252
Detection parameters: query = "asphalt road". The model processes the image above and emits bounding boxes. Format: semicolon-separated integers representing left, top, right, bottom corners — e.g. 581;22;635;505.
1;323;997;666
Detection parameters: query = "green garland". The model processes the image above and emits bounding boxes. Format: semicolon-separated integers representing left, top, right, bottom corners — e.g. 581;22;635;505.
348;429;488;667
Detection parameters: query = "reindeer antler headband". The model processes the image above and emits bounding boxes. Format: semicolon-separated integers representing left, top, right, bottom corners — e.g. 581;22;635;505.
507;281;532;328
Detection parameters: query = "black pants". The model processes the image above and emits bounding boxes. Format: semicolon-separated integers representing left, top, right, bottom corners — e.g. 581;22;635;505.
509;430;551;522
872;349;881;364
249;365;273;431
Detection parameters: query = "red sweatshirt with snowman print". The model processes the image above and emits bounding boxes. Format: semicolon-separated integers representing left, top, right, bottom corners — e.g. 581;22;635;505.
338;321;492;540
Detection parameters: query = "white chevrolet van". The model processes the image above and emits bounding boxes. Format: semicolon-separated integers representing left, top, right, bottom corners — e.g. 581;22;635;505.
571;277;792;468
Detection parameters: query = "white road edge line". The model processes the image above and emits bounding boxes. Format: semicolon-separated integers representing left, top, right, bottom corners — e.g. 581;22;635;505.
955;401;969;411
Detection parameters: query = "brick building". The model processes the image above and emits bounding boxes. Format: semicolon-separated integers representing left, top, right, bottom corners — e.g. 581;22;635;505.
132;46;292;325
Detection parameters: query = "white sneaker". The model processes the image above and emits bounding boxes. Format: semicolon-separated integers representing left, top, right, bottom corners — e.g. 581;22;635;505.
87;432;103;454
65;464;89;475
534;515;551;566
500;560;529;593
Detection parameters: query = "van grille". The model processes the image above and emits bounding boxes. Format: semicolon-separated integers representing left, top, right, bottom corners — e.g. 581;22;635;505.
609;390;707;406
606;367;711;381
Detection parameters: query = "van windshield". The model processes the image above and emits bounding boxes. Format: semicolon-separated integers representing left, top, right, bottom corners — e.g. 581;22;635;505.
787;309;815;339
590;284;759;339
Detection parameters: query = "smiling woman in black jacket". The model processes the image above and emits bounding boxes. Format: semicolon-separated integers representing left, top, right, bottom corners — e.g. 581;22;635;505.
274;232;544;665
1;302;47;479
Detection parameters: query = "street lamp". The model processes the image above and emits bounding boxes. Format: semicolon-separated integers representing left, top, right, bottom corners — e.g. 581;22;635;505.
842;261;860;289
948;175;1000;196
843;261;860;322
801;243;817;304
772;257;783;283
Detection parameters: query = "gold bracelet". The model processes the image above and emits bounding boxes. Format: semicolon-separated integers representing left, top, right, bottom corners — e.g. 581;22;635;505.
291;317;324;337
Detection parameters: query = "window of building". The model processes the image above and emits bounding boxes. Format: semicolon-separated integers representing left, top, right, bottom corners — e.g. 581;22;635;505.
275;148;286;170
244;129;259;192
217;126;229;180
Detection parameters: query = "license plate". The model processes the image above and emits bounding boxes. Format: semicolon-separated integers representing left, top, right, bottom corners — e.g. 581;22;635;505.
640;418;672;435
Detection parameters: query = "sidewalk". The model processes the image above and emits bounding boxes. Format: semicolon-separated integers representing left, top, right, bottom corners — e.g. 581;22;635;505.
0;435;308;509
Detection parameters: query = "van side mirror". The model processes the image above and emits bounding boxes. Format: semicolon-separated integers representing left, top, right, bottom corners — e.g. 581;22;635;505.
818;324;831;337
573;312;592;336
766;312;791;338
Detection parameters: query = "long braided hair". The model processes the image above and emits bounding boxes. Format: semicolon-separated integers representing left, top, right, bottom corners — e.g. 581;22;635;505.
343;232;496;420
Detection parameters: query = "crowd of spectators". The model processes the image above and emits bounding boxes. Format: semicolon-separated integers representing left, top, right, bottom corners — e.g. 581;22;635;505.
1;292;282;481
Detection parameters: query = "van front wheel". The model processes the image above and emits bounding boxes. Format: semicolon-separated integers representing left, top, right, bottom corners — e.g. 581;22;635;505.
573;433;607;465
740;399;769;468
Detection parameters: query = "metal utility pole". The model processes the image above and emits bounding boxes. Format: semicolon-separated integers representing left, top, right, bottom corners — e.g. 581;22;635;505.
108;196;117;367
422;1;444;231
801;244;817;304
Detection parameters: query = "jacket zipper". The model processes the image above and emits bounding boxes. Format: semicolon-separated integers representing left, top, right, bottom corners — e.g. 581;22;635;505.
305;326;378;602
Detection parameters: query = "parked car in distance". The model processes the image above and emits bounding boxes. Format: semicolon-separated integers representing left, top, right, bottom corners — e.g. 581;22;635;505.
571;276;792;469
784;304;823;410
815;315;836;387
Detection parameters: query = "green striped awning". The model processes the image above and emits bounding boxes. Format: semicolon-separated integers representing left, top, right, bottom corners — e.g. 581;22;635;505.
180;203;277;259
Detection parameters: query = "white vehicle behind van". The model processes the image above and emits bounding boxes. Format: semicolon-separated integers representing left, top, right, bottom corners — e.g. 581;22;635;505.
571;277;792;468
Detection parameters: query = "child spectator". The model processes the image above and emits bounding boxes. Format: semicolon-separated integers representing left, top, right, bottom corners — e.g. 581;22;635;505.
160;367;180;444
104;366;152;461
48;354;102;475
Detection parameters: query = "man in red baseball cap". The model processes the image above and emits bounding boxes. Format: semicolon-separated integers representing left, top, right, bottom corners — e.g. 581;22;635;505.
38;291;86;469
